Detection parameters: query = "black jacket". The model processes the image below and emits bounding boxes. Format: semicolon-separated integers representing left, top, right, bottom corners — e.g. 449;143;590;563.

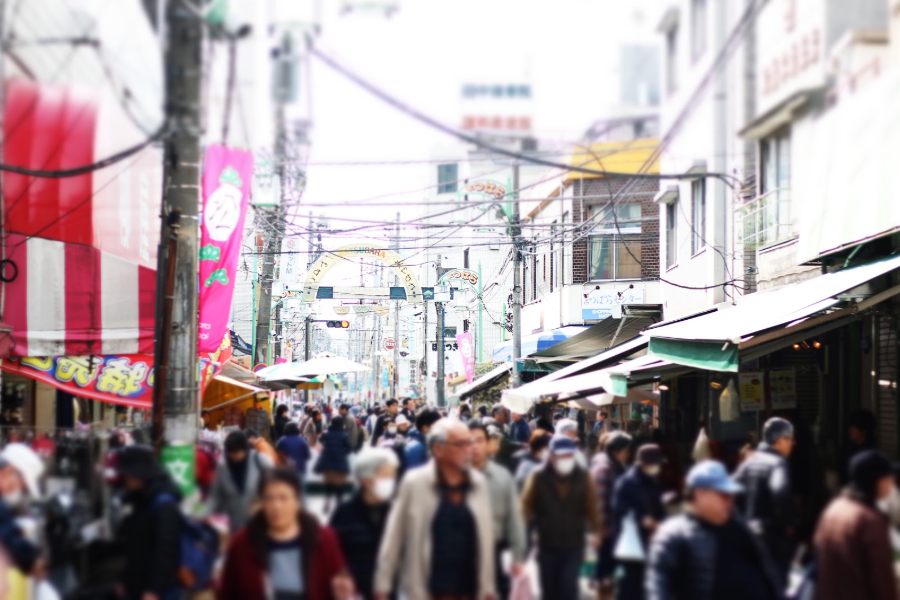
646;513;783;600
0;497;38;573
329;493;391;600
117;475;183;596
612;466;665;550
733;445;792;534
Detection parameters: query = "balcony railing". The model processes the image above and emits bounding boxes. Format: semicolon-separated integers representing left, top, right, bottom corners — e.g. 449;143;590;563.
736;188;795;249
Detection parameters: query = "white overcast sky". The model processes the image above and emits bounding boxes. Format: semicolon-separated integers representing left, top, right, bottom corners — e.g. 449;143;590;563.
301;0;663;220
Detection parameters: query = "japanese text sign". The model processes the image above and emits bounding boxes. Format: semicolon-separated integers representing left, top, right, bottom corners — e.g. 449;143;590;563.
456;331;476;384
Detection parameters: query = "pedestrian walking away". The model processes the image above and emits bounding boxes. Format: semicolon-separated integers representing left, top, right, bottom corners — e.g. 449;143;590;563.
277;421;312;479
521;435;601;600
330;448;400;600
219;467;355;600
374;418;496;600
207;430;273;532
646;460;782;600
316;415;353;513
273;404;291;441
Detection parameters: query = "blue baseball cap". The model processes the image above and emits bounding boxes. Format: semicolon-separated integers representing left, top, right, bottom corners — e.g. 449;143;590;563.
686;460;743;495
549;435;577;456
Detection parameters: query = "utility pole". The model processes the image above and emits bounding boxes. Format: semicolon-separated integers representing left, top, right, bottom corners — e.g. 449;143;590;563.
304;315;311;403
510;163;523;388
151;0;202;488
435;252;445;406
392;213;400;398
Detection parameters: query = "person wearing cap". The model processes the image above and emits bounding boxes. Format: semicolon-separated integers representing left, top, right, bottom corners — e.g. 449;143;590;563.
611;443;666;600
509;409;531;445
114;444;184;600
556;418;588;468
813;449;898;600
207;430;274;532
0;443;46;580
732;416;796;584
590;431;632;600
521;434;601;600
646;460;782;600
470;421;526;600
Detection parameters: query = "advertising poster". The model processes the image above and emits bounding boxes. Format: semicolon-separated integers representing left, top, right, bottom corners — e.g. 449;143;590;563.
738;371;764;412
456;331;476;383
770;368;797;409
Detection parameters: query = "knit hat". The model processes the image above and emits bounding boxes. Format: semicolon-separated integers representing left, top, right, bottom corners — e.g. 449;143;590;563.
549;435;577;456
849;449;898;498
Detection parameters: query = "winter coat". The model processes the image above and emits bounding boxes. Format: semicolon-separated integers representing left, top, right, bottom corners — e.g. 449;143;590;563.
509;419;531;444
814;492;897;600
117;475;183;596
206;450;271;532
733;444;794;564
612;466;666;551
315;430;352;474
276;432;312;476
521;461;601;551
590;452;626;537
330;493;392;600
218;510;347;600
344;413;363;449
514;454;541;491
646;513;783;600
374;462;496;600
273;415;290;440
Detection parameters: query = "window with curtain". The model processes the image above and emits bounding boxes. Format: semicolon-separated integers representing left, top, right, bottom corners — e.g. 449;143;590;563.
588;203;642;280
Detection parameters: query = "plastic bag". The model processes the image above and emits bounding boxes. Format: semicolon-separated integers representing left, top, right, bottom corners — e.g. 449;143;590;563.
719;379;741;422
614;511;646;562
510;571;536;600
692;427;711;462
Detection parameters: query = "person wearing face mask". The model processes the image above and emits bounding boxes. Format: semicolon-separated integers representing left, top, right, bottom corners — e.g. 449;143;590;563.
611;443;666;600
521;435;600;600
732;416;796;586
813;449;899;600
514;430;552;490
330;448;400;600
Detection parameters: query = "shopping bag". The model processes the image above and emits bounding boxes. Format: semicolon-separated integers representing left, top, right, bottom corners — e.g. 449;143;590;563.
613;511;646;562
510;571;536;600
692;427;712;461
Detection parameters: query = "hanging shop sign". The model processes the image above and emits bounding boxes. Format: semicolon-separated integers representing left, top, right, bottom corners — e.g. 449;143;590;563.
198;145;254;353
384;338;397;351
581;286;644;320
462;180;507;200
456;331;475;384
738;371;765;412
770;368;797;409
439;269;479;288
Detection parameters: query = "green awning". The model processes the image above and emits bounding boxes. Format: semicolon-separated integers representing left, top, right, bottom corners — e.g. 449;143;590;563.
648;337;739;372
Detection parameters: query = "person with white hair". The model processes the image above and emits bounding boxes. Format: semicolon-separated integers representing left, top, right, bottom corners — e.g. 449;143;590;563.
375;419;496;600
330;448;400;600
556;418;588;468
0;443;45;580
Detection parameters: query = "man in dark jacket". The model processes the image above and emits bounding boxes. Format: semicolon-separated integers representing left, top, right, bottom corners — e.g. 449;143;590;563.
400;398;416;423
612;444;666;600
272;404;291;440
521;435;600;600
590;431;632;599
114;445;183;600
404;408;441;470
276;421;312;476
371;399;399;446
647;460;782;600
733;416;795;583
509;410;531;444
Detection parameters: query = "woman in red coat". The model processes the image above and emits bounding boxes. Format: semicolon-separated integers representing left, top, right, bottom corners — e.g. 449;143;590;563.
218;467;355;600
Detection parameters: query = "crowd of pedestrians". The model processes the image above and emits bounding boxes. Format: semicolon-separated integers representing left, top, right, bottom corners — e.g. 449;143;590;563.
0;399;897;600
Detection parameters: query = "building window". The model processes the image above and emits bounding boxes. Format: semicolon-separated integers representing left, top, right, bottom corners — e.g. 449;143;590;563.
752;127;793;244
666;201;677;268
666;25;679;95
691;0;707;59
691;179;706;254
761;128;791;195
437;164;458;194
589;203;642;280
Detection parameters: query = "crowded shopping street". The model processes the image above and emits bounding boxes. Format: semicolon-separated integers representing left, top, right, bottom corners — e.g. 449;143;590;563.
3;0;900;598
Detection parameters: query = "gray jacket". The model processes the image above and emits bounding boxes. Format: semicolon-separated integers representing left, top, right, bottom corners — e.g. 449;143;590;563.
482;461;527;562
646;513;783;600
206;450;272;532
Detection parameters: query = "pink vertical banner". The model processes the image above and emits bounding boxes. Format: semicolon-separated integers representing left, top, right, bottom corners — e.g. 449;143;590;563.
456;331;476;384
198;145;253;353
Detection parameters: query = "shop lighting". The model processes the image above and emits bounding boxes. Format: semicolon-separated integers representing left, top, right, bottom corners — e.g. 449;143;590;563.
710;381;723;390
658;383;669;391
812;340;822;349
793;343;801;350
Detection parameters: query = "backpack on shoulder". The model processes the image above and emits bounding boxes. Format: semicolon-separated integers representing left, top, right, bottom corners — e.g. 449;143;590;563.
154;494;220;591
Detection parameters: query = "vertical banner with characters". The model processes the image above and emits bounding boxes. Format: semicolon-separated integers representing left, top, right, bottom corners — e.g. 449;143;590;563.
456;331;476;384
198;145;253;353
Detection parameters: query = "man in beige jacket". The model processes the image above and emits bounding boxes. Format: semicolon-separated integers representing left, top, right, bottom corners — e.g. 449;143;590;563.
375;419;496;600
